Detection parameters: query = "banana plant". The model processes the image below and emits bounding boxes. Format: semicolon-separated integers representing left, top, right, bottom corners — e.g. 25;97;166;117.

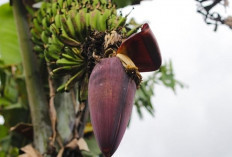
0;0;183;156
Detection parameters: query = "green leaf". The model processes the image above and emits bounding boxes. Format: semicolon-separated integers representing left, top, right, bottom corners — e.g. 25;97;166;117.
112;0;147;8
134;60;185;118
0;3;21;64
0;108;29;128
82;133;102;157
0;151;6;157
0;125;8;140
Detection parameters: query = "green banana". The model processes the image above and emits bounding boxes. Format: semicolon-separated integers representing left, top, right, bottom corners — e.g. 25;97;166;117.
30;0;136;95
115;16;127;29
126;24;142;37
65;69;85;91
50;23;60;35
61;53;83;62
58;0;64;8
31;36;43;46
63;46;77;58
40;3;47;17
85;12;91;31
30;28;40;39
33;45;44;53
99;9;112;31
79;74;88;101
72;48;84;59
56;83;65;92
33;18;42;32
44;48;60;61
56;58;82;66
66;15;76;38
67;0;73;6
42;18;48;29
54;14;61;28
50;34;64;48
51;65;83;76
41;31;48;43
52;2;58;15
90;9;100;30
73;13;84;41
59;33;81;46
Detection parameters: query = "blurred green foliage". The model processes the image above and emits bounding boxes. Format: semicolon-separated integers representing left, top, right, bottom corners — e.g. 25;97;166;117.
135;61;185;118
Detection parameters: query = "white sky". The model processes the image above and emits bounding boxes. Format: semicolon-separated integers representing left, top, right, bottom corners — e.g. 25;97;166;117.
1;0;232;157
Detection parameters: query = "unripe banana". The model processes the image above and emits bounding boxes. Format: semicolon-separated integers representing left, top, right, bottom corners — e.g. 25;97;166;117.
59;33;81;47
56;58;82;66
79;74;88;101
54;14;62;28
64;69;85;91
31;0;136;95
115;16;127;29
126;24;142;37
44;48;60;61
99;9;112;31
56;84;65;92
50;34;64;48
58;0;64;8
50;23;60;35
30;28;40;39
72;48;84;60
42;18;48;29
40;3;47;16
67;0;73;7
31;36;43;46
33;45;44;53
33;18;42;32
74;13;84;41
90;9;100;30
79;10;87;36
66;16;76;38
64;46;76;58
85;12;91;31
52;65;83;76
61;53;83;62
52;2;58;15
41;31;48;43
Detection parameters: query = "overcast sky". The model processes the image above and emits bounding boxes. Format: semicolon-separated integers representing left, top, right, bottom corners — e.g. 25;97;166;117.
1;0;232;157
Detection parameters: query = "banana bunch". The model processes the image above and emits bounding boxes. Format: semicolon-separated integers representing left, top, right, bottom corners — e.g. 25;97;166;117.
31;0;136;101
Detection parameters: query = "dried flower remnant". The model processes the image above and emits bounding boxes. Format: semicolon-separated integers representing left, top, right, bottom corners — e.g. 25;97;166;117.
224;16;232;28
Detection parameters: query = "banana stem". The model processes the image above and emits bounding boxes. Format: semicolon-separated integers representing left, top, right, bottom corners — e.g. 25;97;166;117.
12;0;51;153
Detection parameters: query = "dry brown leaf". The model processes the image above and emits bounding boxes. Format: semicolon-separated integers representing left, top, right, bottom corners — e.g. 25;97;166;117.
19;144;42;157
66;139;78;149
57;147;64;157
77;138;89;151
224;0;229;7
224;16;232;27
66;138;89;151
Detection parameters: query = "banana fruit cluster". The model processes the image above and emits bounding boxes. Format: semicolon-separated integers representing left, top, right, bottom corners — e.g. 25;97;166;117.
30;0;134;101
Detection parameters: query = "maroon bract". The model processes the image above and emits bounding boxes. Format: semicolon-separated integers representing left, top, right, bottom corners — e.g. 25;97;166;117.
117;23;162;72
88;57;136;157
